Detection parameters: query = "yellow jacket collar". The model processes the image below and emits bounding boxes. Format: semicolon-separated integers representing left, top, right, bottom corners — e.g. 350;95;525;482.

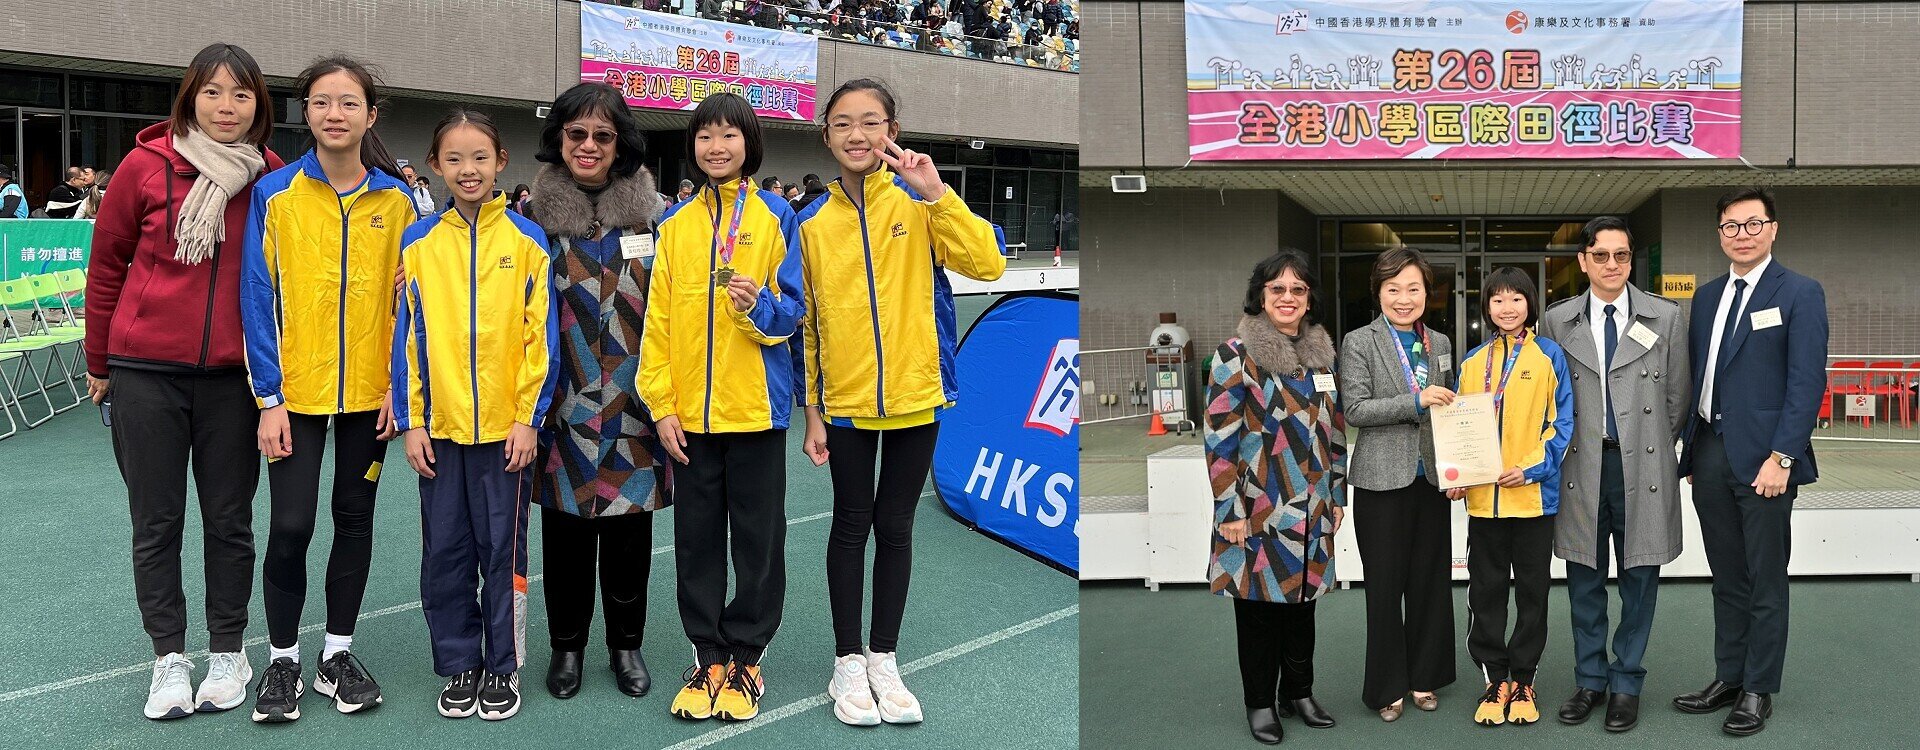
830;167;899;203
696;178;755;209
441;193;508;230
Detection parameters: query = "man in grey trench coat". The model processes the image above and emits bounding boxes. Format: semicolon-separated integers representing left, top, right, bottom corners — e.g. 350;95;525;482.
1537;217;1690;733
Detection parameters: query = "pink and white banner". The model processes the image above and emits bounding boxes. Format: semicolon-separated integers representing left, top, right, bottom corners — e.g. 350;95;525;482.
581;4;817;122
1185;1;1743;160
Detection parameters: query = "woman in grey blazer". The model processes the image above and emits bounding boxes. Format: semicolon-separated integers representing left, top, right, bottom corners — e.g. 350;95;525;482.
1335;248;1459;721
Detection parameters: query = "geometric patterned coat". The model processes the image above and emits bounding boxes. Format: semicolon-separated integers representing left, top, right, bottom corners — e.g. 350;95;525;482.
529;164;671;518
1205;317;1347;603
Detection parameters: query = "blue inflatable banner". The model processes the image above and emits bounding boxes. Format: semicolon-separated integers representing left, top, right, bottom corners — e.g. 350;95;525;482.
933;292;1079;573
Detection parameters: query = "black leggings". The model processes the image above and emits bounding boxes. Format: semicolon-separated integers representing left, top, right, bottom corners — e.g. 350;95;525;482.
824;422;939;657
262;411;386;649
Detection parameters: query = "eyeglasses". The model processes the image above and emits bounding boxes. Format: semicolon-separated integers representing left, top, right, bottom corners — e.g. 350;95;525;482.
564;127;617;145
303;97;366;114
1582;250;1633;266
1265;284;1310;299
826;118;893;135
1719;218;1775;238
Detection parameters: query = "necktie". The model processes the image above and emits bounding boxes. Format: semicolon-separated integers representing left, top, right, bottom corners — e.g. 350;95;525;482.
1603;304;1619;441
1711;279;1748;431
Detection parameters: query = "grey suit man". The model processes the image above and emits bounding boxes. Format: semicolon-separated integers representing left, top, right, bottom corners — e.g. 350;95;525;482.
1536;217;1690;733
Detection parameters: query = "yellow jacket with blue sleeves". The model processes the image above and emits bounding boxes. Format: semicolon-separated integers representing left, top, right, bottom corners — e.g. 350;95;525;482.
638;180;805;433
1457;329;1574;518
790;167;1006;425
390;194;558;445
241;150;419;414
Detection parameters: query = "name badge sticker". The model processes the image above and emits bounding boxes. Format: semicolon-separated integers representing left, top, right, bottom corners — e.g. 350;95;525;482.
1750;307;1783;330
1626;321;1660;349
1313;373;1338;394
620;234;656;260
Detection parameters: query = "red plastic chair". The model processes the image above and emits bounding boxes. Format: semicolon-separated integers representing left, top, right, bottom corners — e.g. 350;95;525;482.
1869;362;1910;429
1829;360;1870;428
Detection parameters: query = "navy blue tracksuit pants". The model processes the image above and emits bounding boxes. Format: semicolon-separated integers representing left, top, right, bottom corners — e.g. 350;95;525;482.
420;439;529;677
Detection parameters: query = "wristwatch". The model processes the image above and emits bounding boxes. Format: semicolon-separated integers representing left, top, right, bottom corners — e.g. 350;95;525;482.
1775;452;1794;469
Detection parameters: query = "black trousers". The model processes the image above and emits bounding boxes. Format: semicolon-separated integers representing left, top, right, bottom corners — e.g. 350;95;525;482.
824;422;940;657
1465;514;1555;685
109;367;259;655
542;506;654;652
1353;479;1457;709
1691;423;1795;693
262;410;385;649
675;430;787;666
1234;598;1318;707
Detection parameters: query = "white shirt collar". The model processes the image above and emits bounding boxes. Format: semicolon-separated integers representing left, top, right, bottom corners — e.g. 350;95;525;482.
1588;287;1629;321
1729;254;1772;287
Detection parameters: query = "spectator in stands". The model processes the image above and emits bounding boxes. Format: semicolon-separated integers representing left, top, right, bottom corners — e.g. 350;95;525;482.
1041;0;1064;34
991;14;1014;59
1022;19;1042;49
0;164;25;219
47;166;89;218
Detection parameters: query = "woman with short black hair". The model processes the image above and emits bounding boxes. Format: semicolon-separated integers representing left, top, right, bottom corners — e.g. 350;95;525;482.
1205;248;1346;744
526;81;672;701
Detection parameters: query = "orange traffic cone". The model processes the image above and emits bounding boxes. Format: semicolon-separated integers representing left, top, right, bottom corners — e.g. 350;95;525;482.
1146;412;1167;436
1051;245;1062;267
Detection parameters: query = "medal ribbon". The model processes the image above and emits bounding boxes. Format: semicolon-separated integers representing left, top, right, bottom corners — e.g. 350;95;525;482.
1389;322;1432;396
1483;328;1528;424
714;177;752;267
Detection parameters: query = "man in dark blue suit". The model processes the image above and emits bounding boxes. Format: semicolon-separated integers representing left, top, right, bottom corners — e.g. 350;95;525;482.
1672;187;1828;737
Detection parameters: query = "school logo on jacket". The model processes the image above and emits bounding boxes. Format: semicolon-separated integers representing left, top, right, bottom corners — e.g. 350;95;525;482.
890;222;908;238
1024;338;1080;437
1518;369;1534;380
498;255;514;269
370;214;386;229
736;232;753;247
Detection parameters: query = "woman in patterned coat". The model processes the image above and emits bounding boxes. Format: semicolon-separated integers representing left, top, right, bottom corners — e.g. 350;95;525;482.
1204;248;1347;745
527;82;671;700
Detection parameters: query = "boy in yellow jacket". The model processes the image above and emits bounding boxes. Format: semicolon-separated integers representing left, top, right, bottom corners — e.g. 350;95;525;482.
1448;267;1573;727
641;94;804;723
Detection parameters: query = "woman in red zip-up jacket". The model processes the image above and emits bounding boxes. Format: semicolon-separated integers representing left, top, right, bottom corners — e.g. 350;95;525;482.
83;42;284;722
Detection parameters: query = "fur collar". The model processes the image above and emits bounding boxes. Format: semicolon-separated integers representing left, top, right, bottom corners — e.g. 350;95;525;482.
1236;315;1335;378
531;164;664;239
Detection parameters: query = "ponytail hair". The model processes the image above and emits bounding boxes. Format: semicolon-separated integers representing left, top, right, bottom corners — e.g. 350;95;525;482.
295;55;404;179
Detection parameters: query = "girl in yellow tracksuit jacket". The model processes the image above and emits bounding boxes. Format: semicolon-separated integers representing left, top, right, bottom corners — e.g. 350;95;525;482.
1448;267;1572;727
797;80;1006;727
641;94;804;724
238;56;420;714
390;110;556;718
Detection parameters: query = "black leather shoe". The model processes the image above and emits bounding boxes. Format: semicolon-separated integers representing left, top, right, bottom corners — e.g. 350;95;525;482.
546;650;583;699
1246;707;1283;744
1558;687;1605;725
1722;692;1772;737
609;649;651;697
1604;693;1640;732
1673;680;1742;714
1276;696;1335;728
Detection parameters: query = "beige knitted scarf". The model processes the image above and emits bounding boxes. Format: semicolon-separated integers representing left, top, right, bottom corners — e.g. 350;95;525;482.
171;127;265;264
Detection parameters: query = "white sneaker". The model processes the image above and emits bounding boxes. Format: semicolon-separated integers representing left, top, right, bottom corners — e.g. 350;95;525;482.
864;649;922;724
144;653;195;720
827;654;881;726
196;651;252;713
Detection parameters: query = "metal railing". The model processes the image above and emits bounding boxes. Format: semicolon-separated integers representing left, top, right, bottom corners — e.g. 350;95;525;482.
1081;344;1196;431
1815;361;1920;444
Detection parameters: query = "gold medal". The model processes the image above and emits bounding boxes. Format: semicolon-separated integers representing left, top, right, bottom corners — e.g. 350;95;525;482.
712;266;735;286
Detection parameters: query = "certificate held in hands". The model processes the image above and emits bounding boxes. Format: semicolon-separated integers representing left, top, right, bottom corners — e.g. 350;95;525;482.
1431;392;1502;490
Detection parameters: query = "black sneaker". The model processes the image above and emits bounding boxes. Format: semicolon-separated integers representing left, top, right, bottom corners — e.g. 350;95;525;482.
438;668;483;718
250;657;304;723
478;671;521;721
315;650;383;714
